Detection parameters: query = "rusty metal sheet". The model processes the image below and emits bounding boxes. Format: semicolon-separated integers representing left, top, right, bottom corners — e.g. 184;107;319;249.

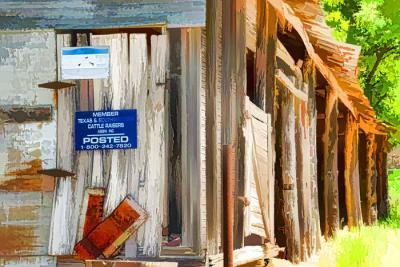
0;106;52;124
75;195;148;259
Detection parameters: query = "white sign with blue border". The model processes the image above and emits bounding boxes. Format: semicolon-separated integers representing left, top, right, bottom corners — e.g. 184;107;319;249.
75;110;137;151
61;46;110;80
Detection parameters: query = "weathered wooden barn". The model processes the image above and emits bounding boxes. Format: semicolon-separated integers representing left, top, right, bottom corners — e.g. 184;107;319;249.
0;0;390;266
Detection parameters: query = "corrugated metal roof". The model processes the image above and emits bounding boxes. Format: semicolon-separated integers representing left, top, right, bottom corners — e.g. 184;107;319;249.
0;1;205;30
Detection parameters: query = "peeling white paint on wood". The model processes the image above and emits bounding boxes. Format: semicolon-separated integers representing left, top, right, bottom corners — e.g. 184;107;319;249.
125;34;149;258
137;34;168;257
48;34;78;255
90;34;130;216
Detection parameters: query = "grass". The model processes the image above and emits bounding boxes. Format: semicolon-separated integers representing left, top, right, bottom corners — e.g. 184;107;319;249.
316;169;400;267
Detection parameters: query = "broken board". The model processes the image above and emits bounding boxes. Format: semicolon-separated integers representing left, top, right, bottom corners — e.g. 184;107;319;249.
75;195;147;259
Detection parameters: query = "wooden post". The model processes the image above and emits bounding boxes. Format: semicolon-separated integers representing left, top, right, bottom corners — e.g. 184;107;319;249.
344;113;363;228
305;58;321;253
222;0;247;249
322;87;339;237
235;0;247;248
206;0;223;255
281;88;301;263
376;135;389;218
255;0;278;244
366;133;378;224
295;97;312;261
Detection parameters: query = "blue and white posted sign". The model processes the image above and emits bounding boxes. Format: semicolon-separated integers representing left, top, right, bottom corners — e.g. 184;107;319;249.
75;110;137;151
61;46;110;80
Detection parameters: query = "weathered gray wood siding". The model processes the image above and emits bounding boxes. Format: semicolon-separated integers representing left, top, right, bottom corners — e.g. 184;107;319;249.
0;31;57;265
0;1;205;30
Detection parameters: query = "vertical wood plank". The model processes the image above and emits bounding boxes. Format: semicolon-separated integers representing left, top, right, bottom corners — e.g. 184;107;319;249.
48;34;77;255
344;113;363;228
75;33;95;244
281;88;301;263
166;29;182;240
322;87;339;237
139;35;168;257
181;28;204;252
205;0;223;255
90;34;130;216
125;33;149;258
90;34;121;190
200;28;208;252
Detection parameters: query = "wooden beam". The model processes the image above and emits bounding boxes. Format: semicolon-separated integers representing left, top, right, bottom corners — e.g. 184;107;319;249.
276;70;308;102
322;87;339;238
344;113;363;228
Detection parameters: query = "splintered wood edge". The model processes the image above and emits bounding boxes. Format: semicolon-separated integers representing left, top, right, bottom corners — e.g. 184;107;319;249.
38;81;76;90
37;169;76;178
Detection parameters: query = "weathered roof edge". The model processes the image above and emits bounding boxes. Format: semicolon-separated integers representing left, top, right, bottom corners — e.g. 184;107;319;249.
268;0;389;135
268;0;357;117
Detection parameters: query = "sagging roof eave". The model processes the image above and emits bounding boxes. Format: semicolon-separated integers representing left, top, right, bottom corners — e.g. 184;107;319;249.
268;0;392;135
267;0;358;117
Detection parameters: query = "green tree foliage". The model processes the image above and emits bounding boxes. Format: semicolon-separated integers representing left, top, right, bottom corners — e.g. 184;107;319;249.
323;0;400;144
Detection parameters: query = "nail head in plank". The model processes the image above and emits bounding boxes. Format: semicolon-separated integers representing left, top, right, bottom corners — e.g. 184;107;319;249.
38;81;75;90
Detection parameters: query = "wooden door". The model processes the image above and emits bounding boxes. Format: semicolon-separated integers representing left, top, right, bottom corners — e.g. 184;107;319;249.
49;32;169;258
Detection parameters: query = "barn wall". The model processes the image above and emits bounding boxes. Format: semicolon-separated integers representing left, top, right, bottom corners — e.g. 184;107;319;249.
0;31;57;265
